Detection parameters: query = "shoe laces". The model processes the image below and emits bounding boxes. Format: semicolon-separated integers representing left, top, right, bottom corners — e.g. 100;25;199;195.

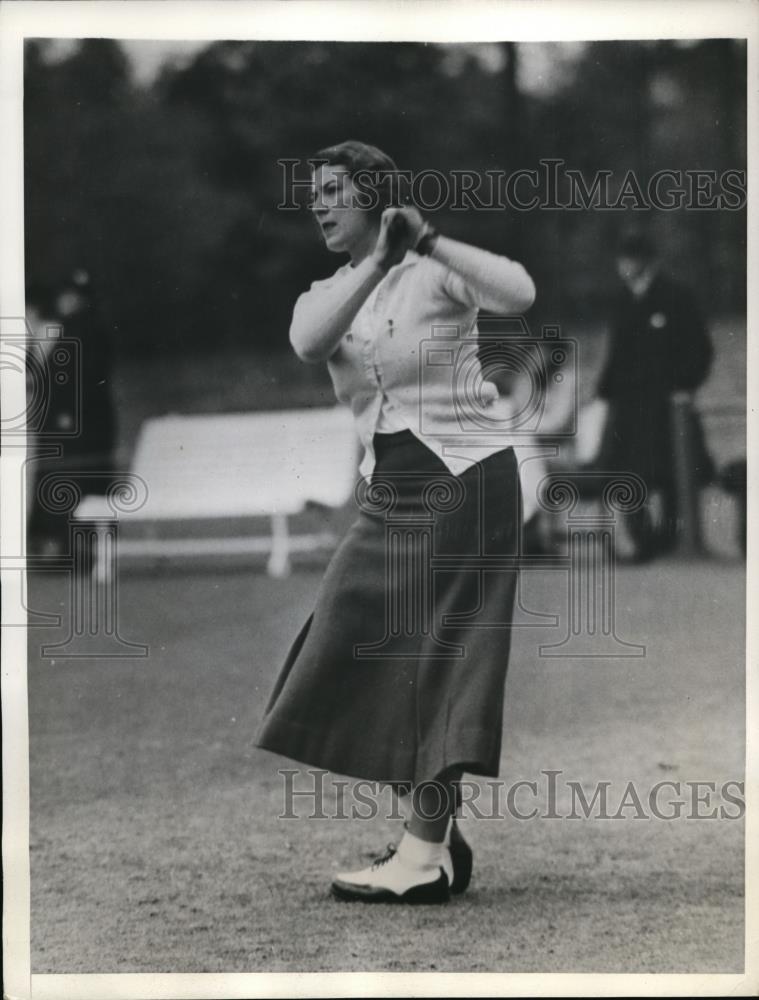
370;843;397;870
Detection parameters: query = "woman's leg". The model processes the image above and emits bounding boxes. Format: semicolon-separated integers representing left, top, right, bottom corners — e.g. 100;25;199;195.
331;766;467;903
406;765;462;842
403;766;472;894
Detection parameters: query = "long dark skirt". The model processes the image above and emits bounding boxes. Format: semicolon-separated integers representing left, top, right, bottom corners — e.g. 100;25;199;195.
255;430;520;785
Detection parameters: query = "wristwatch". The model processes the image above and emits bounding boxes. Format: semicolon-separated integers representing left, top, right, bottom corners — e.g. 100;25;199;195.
415;222;439;256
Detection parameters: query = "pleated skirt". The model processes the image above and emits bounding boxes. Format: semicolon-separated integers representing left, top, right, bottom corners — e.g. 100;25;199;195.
254;429;520;785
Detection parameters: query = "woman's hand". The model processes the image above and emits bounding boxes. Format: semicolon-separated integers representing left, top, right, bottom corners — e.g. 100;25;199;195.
372;207;426;272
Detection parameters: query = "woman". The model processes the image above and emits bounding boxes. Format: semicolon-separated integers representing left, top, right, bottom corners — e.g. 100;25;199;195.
256;141;536;904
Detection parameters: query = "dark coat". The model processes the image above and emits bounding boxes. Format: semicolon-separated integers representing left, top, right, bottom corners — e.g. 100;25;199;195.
42;302;117;464
596;272;714;489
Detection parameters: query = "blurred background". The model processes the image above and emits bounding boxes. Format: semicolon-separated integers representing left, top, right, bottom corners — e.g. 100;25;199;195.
24;38;746;460
24;38;748;972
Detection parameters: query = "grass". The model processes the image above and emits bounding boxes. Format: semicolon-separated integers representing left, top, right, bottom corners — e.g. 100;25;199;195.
28;556;744;973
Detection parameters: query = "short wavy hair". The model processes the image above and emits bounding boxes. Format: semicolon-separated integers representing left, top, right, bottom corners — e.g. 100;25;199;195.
311;139;403;214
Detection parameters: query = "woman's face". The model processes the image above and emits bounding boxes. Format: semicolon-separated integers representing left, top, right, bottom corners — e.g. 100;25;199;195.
310;164;376;255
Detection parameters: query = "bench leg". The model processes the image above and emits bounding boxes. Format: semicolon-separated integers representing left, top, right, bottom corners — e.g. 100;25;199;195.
93;520;114;587
267;512;291;578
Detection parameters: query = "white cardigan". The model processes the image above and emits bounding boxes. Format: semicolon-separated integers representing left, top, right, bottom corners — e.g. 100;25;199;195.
290;246;536;478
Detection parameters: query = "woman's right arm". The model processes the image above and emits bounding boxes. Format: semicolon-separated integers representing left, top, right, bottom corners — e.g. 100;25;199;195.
289;256;386;363
290;210;411;363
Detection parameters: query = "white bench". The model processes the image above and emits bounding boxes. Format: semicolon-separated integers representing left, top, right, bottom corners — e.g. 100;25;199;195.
74;406;358;577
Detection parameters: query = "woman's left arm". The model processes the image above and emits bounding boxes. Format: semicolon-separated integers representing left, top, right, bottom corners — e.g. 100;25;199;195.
429;235;536;314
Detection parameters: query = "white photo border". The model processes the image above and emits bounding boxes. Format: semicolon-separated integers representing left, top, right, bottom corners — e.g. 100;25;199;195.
1;2;756;998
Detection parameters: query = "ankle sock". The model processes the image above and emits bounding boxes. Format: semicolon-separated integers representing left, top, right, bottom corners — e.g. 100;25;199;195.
397;829;446;869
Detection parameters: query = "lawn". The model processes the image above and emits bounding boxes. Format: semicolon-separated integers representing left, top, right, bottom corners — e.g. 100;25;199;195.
27;555;744;973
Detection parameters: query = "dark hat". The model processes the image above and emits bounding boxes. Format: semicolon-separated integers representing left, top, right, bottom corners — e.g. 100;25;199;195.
616;226;655;259
617;226;656;260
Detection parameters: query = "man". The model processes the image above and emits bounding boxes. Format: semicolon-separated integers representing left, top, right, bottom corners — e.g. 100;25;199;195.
27;269;117;551
595;227;714;561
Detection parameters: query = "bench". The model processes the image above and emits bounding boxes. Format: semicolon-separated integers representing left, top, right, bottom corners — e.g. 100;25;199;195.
73;406;358;577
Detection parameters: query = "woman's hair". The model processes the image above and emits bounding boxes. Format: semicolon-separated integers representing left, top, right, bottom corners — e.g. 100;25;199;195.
312;139;403;214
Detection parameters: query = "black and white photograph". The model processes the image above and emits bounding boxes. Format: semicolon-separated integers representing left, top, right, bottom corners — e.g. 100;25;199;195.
1;1;756;997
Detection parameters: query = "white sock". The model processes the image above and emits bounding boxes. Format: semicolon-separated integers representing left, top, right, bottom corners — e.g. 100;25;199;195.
397;829;446;869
